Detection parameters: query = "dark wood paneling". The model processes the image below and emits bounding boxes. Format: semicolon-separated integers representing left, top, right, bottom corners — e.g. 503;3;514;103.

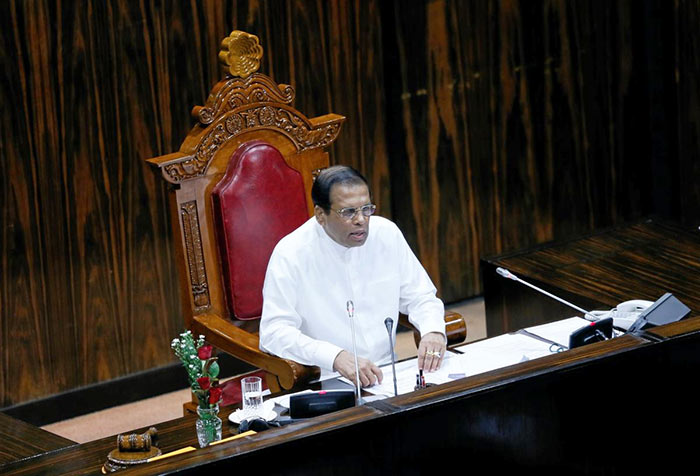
382;0;698;303
675;0;700;223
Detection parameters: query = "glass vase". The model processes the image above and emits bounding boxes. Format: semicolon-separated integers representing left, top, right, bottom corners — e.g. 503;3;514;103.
196;404;222;447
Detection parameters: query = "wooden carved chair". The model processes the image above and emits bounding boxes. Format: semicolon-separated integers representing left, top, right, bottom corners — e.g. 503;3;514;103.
147;31;466;396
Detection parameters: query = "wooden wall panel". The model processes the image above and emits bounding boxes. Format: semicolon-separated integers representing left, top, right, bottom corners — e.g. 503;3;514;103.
0;0;191;406
1;0;697;407
382;0;696;303
675;0;700;223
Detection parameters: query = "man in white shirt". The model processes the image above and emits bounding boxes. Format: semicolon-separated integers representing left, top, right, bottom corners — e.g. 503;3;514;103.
259;166;447;387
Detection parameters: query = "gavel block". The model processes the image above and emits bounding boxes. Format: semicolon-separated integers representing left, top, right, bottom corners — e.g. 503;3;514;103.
102;427;160;473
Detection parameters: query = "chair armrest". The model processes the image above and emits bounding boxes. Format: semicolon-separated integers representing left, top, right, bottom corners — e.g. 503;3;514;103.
191;313;320;392
398;311;467;348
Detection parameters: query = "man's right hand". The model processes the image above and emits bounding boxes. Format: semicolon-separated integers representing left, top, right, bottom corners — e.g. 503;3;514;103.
333;350;383;388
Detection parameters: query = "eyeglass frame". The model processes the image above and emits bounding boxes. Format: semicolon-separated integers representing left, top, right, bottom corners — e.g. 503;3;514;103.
331;203;377;221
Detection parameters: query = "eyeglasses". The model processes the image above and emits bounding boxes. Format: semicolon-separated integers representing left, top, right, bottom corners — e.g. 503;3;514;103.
332;204;376;220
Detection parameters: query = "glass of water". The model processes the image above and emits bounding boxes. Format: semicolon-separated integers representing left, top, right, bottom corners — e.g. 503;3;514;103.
241;376;263;418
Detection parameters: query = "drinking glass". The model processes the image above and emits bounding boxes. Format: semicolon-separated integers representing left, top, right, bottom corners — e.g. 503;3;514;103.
241;376;263;417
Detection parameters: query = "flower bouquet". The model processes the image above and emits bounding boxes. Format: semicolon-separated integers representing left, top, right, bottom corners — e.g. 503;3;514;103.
171;330;223;446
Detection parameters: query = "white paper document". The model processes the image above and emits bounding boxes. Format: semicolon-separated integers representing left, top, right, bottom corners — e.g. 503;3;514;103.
357;351;460;397
358;332;556;397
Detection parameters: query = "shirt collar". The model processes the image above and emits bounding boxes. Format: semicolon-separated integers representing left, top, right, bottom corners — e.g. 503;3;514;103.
313;219;352;259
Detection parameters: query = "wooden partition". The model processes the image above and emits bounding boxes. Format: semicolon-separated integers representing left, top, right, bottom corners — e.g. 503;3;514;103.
3;316;700;474
482;219;700;337
1;0;699;408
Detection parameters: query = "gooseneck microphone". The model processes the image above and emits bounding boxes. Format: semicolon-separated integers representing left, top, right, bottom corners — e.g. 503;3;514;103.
384;317;398;397
346;300;363;405
496;267;594;321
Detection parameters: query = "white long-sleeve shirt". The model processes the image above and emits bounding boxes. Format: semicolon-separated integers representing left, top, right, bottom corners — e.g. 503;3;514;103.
259;216;445;376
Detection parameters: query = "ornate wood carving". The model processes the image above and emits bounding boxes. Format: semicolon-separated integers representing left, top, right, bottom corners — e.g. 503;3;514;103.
180;201;210;311
192;74;295;125
161;31;344;184
218;30;264;78
164;104;342;183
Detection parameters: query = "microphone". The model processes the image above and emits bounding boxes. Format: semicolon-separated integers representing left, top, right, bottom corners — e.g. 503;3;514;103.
496;267;594;320
346;300;363;405
384;317;398;397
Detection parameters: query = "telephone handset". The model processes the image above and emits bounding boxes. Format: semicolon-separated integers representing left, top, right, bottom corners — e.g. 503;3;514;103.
616;300;654;313
588;299;654;330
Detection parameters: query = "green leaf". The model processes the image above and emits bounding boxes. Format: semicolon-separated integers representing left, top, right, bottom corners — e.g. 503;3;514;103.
207;361;220;379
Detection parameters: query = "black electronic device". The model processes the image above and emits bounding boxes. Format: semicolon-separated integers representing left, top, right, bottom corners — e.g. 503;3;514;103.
627;293;691;333
237;417;302;433
289;390;356;418
569;318;613;349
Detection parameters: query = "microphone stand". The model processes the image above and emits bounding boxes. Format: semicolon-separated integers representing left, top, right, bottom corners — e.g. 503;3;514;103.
496;267;595;321
346;301;364;405
384;317;398;397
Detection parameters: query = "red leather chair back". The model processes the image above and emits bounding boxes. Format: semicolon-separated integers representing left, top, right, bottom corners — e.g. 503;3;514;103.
211;141;309;320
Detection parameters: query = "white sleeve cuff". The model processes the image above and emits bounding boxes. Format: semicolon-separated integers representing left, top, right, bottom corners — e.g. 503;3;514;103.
415;317;447;340
315;341;345;372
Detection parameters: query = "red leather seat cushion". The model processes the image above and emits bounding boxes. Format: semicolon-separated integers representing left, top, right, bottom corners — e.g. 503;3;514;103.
211;141;308;320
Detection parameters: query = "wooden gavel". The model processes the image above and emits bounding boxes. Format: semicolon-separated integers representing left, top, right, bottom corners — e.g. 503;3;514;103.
116;427;158;452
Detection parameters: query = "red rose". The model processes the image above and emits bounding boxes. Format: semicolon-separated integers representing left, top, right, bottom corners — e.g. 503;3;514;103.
197;376;211;390
209;386;222;404
197;345;213;360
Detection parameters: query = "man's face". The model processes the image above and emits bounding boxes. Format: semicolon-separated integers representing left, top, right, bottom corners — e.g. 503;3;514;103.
315;183;371;248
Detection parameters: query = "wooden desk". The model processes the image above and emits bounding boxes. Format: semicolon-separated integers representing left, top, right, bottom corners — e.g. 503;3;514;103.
0;413;75;465
481;218;700;336
2;316;700;474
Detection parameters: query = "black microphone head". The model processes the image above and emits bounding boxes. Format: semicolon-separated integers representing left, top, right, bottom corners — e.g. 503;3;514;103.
384;317;393;333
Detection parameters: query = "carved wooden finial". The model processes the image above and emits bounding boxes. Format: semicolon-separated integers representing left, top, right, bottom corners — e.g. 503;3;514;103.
149;29;344;184
218;30;264;78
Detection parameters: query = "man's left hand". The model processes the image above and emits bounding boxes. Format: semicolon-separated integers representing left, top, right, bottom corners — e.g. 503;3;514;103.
417;332;446;372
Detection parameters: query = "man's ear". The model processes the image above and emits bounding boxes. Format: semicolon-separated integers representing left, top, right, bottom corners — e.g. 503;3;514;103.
314;205;326;225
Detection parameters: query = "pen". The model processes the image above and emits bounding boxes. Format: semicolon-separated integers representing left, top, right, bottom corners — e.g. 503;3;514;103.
146;431;257;462
415;370;425;390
